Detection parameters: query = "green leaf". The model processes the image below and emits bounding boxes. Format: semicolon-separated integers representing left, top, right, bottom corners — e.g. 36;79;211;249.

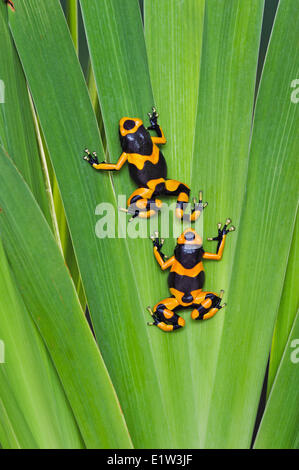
0;384;36;449
203;0;299;448
254;311;299;449
192;0;264;288
268;212;299;394
0;2;51;225
52;0;85;303
144;0;209;447
7;0;298;449
0;236;83;449
9;0;142;447
0;147;132;449
80;0;153;161
66;0;78;53
80;0;206;448
186;0;264;445
78;0;182;447
145;0;205;185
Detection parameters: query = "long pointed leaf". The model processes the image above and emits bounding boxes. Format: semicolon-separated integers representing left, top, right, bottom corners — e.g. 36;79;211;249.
0;237;83;449
0;147;132;449
0;2;51;224
144;0;207;447
254;311;299;449
0;385;36;449
80;0;207;447
190;0;264;445
204;0;299;447
145;0;205;185
9;0;165;447
268;212;299;394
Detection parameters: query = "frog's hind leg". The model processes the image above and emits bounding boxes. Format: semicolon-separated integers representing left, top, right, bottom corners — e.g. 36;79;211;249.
191;290;226;321
164;180;206;222
125;187;163;220
147;297;185;332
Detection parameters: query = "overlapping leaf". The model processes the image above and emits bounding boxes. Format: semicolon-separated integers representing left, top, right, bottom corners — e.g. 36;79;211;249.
10;0;168;448
143;0;265;446
0;236;83;449
0;2;50;224
204;0;299;447
268;212;299;394
81;0;207;447
0;0;296;449
254;311;299;449
0;147;132;448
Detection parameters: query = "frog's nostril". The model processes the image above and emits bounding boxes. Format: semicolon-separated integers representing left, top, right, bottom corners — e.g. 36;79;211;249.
184;231;195;241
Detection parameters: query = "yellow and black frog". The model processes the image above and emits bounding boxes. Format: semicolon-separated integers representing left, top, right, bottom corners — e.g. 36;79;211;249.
147;220;235;332
83;108;207;221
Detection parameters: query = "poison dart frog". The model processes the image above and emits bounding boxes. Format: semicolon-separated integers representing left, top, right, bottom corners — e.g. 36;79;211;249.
83;107;207;221
147;219;235;332
4;0;15;11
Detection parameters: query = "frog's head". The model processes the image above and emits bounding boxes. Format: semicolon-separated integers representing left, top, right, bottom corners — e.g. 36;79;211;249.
119;117;144;137
174;228;204;265
119;117;149;151
177;228;203;247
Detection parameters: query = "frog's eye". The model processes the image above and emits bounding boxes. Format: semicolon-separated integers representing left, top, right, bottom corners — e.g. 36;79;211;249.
123;119;135;130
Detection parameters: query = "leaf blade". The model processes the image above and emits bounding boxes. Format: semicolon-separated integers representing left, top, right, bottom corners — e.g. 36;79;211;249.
0;147;132;449
204;0;299;447
0;2;51;224
80;0;207;448
267;212;299;394
190;0;264;445
0;236;83;449
145;0;205;185
254;311;299;449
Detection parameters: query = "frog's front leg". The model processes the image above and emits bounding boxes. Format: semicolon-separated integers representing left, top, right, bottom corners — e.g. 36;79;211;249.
203;219;235;260
147;107;166;145
150;232;175;270
83;149;127;171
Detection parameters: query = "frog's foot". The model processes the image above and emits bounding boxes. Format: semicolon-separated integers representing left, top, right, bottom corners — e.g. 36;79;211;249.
185;190;208;222
214;289;226;310
83;148;99;165
191;190;208;214
207;218;235;251
150;231;167;259
119;199;160;222
147;106;159;130
146;306;160;327
118;206;139;223
146;305;184;332
191;290;226;321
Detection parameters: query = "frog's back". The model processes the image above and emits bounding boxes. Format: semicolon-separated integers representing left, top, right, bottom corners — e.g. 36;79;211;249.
122;125;167;187
168;245;205;294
